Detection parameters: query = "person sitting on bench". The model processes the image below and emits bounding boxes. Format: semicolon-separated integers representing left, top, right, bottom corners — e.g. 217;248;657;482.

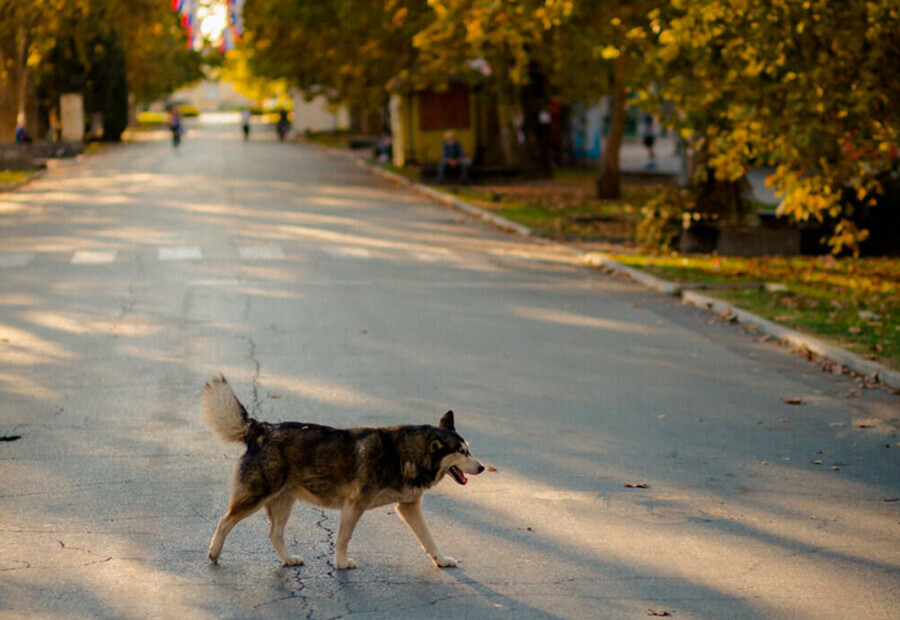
437;130;470;184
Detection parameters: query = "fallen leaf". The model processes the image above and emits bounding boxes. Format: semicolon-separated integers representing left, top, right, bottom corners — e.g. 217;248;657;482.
624;482;650;489
648;610;673;617
782;397;805;405
657;414;667;420
810;459;823;465
487;466;498;472
269;393;282;399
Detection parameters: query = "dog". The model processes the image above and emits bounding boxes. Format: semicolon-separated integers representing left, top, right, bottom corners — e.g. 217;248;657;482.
203;375;484;569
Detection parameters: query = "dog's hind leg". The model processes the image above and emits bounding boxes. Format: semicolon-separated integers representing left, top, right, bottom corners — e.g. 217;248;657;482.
266;492;303;566
334;505;363;569
208;488;269;563
396;498;457;568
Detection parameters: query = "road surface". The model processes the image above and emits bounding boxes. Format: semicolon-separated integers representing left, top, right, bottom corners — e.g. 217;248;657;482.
1;118;898;619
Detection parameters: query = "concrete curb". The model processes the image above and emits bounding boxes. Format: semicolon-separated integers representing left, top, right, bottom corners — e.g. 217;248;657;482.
358;156;900;391
681;291;900;388
582;252;684;295
360;161;534;237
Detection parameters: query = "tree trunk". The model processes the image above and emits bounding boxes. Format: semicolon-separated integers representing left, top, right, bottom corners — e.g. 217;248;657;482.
518;61;553;179
596;54;628;199
16;18;28;129
691;139;749;225
495;78;520;169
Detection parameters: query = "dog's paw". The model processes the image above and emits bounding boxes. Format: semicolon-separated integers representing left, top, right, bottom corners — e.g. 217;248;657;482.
432;554;458;568
282;555;304;566
335;556;358;570
208;551;220;564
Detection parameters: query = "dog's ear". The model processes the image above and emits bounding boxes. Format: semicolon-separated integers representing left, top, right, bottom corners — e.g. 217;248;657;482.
439;410;455;430
429;438;443;453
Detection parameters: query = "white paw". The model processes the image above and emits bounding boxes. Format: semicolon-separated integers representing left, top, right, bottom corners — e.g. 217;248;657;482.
282;555;304;566
433;554;458;568
335;556;358;570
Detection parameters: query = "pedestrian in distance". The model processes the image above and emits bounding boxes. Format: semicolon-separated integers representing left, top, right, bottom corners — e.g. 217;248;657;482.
241;108;251;141
642;114;657;169
276;110;290;142
169;106;183;148
436;130;470;184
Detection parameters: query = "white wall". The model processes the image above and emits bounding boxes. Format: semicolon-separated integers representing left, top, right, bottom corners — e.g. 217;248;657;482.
290;91;349;133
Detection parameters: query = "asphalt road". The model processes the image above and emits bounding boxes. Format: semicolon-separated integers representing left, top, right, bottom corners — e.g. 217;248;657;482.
1;118;898;620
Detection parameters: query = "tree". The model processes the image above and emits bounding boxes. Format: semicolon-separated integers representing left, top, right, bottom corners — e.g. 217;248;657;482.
643;0;900;253
244;0;430;130
0;0;201;141
562;0;664;200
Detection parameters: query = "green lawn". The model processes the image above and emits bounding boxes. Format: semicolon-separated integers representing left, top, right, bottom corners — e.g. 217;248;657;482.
0;170;35;185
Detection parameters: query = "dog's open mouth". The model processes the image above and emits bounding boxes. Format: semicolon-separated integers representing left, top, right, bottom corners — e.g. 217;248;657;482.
449;466;468;485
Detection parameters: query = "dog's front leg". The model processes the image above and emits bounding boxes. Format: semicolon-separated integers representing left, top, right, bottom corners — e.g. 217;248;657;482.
396;499;457;567
334;505;363;569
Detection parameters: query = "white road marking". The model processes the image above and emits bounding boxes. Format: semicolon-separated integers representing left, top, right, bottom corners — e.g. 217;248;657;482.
239;245;285;260
0;253;35;268
411;249;462;263
326;247;372;259
71;250;118;265
158;246;202;261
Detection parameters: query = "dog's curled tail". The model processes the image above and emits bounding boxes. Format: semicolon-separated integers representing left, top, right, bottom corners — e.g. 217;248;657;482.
203;374;253;443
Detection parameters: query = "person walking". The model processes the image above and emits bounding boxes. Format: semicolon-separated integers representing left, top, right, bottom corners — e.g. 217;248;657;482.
641;114;657;169
241;108;251;141
169;106;183;148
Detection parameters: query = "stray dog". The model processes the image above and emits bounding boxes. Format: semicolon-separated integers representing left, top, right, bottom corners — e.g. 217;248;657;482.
203;375;484;569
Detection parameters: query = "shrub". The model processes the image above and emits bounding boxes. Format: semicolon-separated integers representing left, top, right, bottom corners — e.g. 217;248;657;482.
636;187;694;252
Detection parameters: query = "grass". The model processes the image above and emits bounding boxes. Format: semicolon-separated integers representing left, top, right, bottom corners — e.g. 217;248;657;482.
612;254;900;369
303;130;354;150
0;170;35;185
426;170;659;243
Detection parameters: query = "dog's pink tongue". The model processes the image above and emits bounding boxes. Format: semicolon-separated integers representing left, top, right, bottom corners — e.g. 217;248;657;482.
452;467;468;485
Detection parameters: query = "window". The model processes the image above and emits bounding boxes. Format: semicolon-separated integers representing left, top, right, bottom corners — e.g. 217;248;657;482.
419;85;470;131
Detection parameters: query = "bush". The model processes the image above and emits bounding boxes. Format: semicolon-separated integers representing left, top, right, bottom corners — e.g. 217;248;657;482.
636;187;694;252
179;104;200;117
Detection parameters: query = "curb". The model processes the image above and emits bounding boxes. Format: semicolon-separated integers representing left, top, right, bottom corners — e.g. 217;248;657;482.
680;291;900;388
361;161;533;237
358;157;900;391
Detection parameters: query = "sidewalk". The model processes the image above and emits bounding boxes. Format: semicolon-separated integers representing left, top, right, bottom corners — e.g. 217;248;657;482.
359;155;900;392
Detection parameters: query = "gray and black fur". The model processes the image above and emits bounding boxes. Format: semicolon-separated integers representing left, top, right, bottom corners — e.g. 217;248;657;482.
203;374;484;569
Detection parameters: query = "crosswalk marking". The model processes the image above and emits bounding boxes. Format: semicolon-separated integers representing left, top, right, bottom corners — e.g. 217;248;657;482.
410;249;462;263
326;247;373;259
0;253;34;268
158;246;203;261
0;244;475;268
71;250;118;265
239;245;285;260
